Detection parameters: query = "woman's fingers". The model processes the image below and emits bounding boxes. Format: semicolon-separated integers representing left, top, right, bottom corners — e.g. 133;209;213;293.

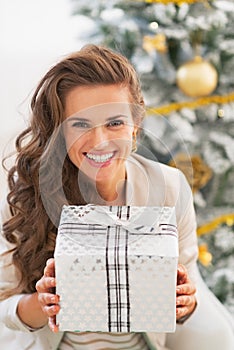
44;258;55;277
176;293;197;319
37;292;59;306
36;289;60;318
35;258;60;332
177;264;188;285
43;303;60;317
176;264;197;320
176;294;195;307
35;276;56;293
176;282;196;296
48;316;59;333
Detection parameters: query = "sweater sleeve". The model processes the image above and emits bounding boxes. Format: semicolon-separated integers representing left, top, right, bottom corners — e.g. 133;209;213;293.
175;170;199;286
0;197;33;332
0;196;20;296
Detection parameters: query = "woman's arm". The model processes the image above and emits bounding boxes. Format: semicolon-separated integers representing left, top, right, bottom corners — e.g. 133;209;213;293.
16;259;60;332
17;292;48;329
11;259;59;331
1;198;59;332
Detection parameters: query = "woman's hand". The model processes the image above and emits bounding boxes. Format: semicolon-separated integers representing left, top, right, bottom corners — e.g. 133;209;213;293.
35;258;60;332
176;264;197;322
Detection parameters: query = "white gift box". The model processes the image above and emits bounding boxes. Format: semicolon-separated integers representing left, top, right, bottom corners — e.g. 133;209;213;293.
54;205;178;333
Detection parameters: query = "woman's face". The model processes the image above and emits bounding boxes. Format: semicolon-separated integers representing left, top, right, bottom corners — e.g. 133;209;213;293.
63;84;138;185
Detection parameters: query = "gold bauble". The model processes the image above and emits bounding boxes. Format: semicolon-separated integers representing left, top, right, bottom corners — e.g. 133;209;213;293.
176;56;218;98
143;34;167;54
169;153;212;193
198;244;212;266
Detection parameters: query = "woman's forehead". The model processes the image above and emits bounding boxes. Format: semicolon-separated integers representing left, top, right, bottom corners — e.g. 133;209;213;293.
64;84;131;116
65;102;133;121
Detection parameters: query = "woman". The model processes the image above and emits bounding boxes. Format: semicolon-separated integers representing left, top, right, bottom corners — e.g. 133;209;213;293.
0;45;233;350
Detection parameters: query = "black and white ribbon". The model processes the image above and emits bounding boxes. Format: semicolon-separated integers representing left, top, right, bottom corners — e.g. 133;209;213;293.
106;207;130;332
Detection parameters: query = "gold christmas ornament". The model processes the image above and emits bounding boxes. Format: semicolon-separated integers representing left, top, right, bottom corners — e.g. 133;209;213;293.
143;33;167;54
198;243;212;266
169;153;212;193
176;56;218;98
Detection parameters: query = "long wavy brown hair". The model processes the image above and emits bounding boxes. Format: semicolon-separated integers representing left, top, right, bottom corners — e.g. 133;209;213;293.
1;45;145;298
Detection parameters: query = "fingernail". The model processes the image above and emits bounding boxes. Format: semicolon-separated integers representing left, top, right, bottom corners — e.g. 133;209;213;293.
52;305;57;312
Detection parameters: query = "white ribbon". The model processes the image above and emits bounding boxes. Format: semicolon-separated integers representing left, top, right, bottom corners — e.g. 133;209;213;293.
61;204;176;235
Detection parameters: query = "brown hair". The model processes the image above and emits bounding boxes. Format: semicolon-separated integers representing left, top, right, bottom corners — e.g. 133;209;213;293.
1;44;145;298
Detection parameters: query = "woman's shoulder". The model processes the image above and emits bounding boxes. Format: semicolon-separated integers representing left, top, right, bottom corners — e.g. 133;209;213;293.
130;153;184;180
128;153;191;204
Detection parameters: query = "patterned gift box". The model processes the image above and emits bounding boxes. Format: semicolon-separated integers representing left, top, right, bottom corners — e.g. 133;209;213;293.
54;204;178;333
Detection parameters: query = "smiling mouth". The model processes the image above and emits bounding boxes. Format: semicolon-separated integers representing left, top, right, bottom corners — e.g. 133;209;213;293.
84;152;115;163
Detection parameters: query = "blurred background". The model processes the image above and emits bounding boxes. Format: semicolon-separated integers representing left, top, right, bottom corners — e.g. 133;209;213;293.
0;0;82;197
1;0;234;316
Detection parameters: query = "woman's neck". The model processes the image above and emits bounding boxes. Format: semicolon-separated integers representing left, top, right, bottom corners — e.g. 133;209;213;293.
96;178;126;205
78;171;127;206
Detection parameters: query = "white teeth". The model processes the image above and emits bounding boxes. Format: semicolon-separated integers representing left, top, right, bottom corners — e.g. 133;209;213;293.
85;152;114;163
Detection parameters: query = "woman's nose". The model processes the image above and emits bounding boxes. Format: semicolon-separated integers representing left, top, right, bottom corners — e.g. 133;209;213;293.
91;125;109;148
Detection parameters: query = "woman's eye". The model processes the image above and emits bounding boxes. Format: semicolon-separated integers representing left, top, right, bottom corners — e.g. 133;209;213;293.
107;120;124;128
71;121;90;128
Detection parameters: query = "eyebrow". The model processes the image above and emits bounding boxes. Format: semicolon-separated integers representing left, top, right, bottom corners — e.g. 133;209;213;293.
67;114;129;122
67;117;90;122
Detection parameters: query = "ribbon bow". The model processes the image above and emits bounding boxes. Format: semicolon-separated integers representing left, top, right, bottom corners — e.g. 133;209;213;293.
61;204;176;235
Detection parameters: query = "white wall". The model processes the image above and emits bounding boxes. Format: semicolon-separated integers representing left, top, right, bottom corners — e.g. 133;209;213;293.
0;0;83;200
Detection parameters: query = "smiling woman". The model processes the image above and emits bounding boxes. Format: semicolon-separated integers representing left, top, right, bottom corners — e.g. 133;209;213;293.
0;44;234;350
63;85;138;202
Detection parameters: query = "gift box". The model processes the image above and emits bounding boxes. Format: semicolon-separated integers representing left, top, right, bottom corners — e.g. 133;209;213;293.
54;204;178;333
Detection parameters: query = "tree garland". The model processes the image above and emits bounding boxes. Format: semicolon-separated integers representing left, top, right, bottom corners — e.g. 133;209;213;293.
139;0;208;5
197;213;234;265
197;213;234;236
146;92;234;116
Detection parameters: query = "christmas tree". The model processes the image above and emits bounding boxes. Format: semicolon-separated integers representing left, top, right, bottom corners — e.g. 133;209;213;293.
70;0;234;315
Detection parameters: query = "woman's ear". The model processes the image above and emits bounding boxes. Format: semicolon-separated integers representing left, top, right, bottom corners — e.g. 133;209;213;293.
132;128;138;153
132;126;138;137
